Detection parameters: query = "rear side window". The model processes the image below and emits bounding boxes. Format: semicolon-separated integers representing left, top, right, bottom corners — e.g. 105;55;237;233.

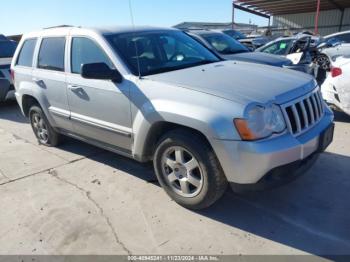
16;39;37;67
38;37;66;71
71;37;113;74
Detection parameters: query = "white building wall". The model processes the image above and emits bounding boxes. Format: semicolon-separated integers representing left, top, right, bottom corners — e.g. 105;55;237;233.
273;8;350;36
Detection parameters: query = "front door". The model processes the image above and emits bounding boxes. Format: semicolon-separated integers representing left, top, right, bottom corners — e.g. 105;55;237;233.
66;37;132;152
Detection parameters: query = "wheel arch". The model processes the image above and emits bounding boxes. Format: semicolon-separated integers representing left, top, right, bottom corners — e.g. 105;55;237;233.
135;120;215;162
22;94;41;117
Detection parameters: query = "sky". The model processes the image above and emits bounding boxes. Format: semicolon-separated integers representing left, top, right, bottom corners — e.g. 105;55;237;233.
0;0;269;36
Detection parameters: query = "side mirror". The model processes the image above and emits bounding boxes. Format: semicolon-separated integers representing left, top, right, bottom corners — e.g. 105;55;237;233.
81;63;123;83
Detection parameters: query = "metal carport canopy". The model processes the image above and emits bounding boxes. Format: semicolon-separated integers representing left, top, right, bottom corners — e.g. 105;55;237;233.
234;0;350;16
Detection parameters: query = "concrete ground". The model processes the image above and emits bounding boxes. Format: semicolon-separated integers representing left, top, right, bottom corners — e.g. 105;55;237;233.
0;101;349;256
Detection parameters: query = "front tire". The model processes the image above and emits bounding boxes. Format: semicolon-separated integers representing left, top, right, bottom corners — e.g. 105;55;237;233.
29;105;61;147
153;129;227;210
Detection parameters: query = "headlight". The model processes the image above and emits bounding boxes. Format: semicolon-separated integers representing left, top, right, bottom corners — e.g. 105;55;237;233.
234;104;286;141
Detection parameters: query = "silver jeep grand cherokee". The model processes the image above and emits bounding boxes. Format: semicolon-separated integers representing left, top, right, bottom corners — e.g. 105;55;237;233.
11;26;334;210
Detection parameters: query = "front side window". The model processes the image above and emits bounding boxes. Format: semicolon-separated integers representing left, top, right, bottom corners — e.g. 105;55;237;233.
16;39;37;67
106;31;220;76
261;39;292;55
71;37;113;74
38;37;65;71
202;33;249;54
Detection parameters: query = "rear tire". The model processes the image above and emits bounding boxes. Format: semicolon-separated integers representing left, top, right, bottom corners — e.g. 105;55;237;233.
153;129;227;210
29;105;61;147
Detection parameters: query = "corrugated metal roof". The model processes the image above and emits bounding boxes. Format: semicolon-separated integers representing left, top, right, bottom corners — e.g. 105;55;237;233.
235;0;350;16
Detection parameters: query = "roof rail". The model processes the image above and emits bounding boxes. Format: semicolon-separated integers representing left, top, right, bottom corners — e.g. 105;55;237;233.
44;25;75;29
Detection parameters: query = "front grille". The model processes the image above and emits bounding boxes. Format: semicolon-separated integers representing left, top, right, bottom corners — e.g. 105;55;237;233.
282;89;324;136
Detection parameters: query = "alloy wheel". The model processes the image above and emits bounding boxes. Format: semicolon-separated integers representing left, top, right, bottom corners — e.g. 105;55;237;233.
161;146;204;198
32;113;49;144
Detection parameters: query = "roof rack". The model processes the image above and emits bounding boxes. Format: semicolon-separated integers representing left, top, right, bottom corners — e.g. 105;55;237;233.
44;25;75;29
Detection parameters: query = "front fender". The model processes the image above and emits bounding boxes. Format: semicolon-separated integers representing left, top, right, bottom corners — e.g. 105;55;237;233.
132;99;243;160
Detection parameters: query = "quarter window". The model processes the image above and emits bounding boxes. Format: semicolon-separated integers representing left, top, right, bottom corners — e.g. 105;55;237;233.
16;39;37;67
71;37;113;74
38;37;66;71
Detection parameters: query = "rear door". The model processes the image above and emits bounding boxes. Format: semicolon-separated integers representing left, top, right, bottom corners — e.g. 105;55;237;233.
32;36;73;131
66;36;132;152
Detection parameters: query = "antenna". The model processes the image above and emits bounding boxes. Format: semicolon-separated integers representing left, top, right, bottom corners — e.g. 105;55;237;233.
129;0;142;79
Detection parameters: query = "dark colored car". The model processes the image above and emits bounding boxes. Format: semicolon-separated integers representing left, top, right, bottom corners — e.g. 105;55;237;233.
239;37;270;50
0;37;17;102
186;29;292;67
219;29;246;40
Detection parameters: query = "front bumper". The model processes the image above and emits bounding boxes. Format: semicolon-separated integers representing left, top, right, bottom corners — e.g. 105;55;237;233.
212;107;334;186
230;151;320;193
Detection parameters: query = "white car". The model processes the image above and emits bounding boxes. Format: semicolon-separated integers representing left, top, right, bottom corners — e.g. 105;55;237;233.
320;30;350;59
321;56;350;116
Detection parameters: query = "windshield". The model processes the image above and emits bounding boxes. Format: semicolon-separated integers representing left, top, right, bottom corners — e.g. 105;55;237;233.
202;33;249;54
0;41;17;58
222;30;246;40
106;31;220;76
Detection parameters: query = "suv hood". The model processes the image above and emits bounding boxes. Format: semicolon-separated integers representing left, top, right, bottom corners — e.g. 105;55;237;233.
146;61;315;105
222;52;291;67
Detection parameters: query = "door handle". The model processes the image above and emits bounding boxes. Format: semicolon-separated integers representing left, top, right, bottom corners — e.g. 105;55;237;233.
32;78;45;87
32;77;43;83
68;84;82;91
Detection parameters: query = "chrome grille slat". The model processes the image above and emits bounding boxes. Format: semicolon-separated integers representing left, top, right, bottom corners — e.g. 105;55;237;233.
299;101;309;128
282;89;325;136
311;94;320;119
291;105;302;133
306;97;315;124
316;91;323;116
318;92;323;113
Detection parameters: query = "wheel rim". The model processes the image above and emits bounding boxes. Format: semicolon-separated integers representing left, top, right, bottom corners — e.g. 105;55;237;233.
31;113;49;144
161;146;204;198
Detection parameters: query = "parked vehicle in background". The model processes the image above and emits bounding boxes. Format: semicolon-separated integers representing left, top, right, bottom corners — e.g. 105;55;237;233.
318;30;350;59
321;56;350;116
256;34;327;84
217;29;269;50
0;35;17;102
185;29;292;67
0;34;8;41
256;34;320;56
239;36;270;50
218;29;246;40
12;26;334;210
